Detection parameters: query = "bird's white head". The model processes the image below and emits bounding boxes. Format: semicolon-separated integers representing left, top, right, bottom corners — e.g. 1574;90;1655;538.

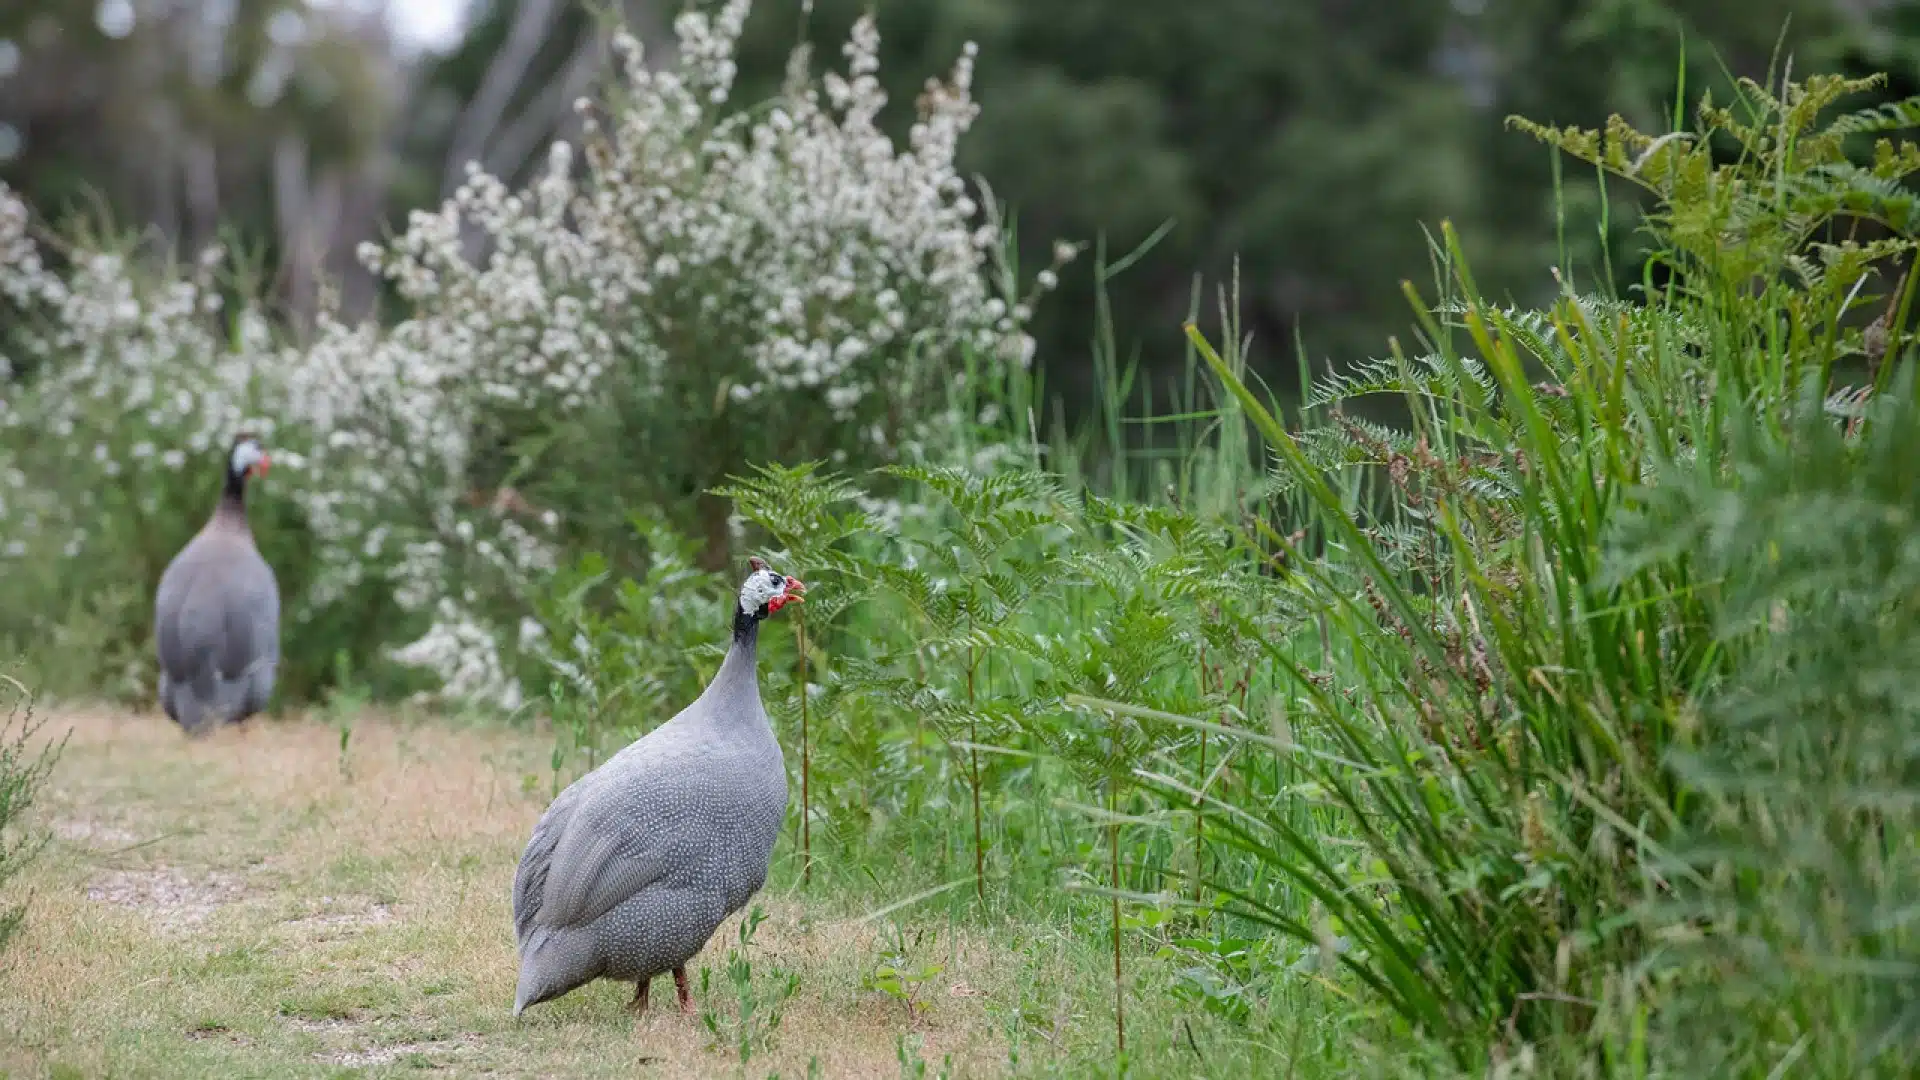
228;433;270;483
739;556;805;617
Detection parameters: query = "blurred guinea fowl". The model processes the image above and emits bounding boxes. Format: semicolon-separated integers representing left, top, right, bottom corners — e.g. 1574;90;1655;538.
511;557;805;1017
152;432;280;735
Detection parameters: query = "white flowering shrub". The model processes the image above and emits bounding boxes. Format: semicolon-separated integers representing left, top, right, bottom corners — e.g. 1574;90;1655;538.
0;1;1065;712
319;0;1069;702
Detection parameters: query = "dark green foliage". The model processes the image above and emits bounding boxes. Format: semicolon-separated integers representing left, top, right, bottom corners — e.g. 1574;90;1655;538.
859;465;1074;906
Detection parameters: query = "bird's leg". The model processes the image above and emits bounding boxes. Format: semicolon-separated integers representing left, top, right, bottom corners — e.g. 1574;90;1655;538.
673;966;693;1015
628;977;650;1016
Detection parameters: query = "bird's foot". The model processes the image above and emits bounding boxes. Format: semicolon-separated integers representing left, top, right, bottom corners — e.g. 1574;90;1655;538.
628;978;650;1016
673;966;693;1015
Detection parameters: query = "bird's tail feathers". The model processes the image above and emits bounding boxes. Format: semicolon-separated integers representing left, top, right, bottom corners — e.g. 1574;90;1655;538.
512;924;597;1017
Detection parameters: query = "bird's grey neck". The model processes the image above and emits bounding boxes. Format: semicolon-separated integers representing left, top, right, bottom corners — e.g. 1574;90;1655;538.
212;477;250;526
221;471;248;508
702;610;762;716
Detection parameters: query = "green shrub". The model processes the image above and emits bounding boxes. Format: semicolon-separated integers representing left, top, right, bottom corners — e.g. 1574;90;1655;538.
527;515;725;792
0;674;66;957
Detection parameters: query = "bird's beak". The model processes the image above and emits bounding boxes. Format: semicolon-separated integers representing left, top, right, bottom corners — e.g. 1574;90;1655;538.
784;576;807;602
252;454;270;479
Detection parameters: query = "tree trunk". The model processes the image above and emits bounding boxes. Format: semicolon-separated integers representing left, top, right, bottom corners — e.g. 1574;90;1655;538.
441;0;567;199
695;490;733;571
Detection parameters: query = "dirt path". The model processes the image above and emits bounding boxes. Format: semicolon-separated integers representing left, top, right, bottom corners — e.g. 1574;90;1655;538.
0;708;1028;1078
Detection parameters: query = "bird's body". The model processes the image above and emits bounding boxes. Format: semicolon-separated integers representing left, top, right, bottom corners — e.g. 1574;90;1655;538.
511;560;803;1017
154;435;279;735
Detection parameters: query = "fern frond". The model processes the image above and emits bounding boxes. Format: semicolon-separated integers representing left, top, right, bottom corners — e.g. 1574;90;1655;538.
1303;353;1492;413
1823;94;1920;138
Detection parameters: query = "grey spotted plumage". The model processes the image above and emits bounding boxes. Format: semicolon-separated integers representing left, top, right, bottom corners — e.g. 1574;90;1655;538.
153;433;280;735
511;557;806;1017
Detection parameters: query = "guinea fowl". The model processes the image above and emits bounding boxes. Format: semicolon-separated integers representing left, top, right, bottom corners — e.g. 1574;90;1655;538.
152;433;280;735
512;557;805;1017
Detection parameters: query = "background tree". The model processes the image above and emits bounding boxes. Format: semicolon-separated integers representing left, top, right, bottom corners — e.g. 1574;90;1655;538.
0;0;397;323
730;0;1920;414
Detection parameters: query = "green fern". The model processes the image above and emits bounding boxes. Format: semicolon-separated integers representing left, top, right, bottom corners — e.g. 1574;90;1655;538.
712;461;878;886
858;464;1075;906
1301;352;1493;414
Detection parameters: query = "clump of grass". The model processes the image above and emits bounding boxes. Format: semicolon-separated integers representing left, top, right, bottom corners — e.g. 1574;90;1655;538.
1151;67;1920;1072
1613;368;1920;1076
0;673;66;958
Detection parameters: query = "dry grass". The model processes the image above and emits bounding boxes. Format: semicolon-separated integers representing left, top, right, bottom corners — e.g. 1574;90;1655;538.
0;708;1040;1079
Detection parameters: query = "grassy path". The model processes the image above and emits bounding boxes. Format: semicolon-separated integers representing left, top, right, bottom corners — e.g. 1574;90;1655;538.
0;709;1034;1078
